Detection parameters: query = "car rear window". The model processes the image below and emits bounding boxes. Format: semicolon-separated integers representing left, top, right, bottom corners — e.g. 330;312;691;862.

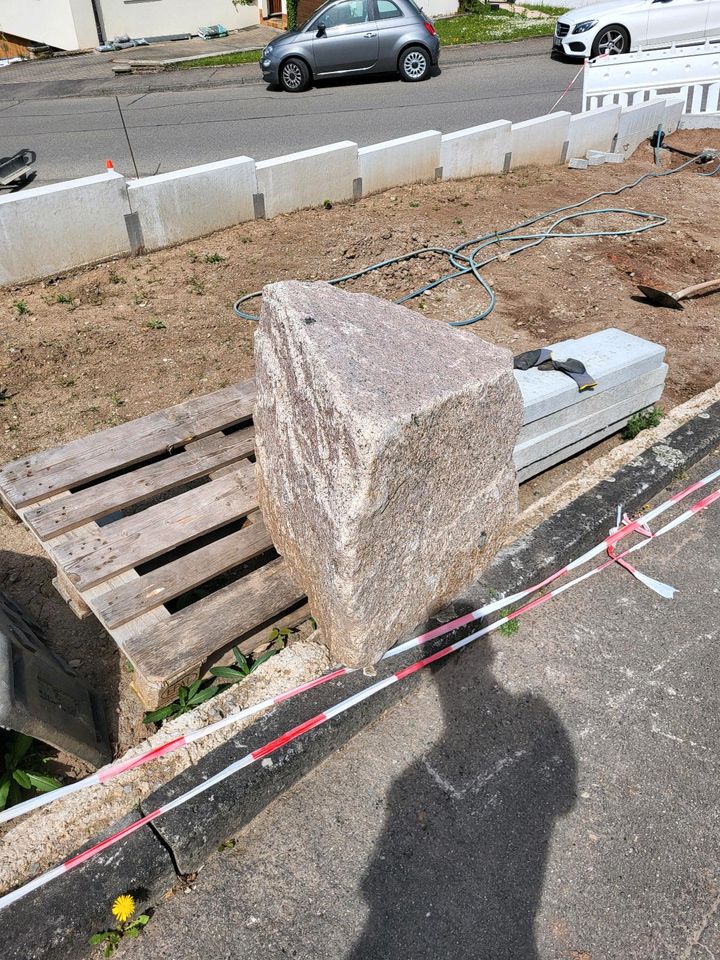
377;0;402;18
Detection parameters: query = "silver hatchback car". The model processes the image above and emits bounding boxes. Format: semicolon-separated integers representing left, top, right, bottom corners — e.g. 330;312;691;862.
260;0;440;92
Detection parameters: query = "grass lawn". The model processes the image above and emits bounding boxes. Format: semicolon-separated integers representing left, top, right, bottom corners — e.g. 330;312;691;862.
435;7;567;46
171;5;569;68
520;3;569;16
173;49;262;69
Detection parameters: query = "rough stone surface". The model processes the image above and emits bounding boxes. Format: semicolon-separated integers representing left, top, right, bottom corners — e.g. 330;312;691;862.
254;281;522;668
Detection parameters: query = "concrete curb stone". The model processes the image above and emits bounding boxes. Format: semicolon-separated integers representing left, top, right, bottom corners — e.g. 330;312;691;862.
0;810;176;960
3;400;719;957
485;399;720;596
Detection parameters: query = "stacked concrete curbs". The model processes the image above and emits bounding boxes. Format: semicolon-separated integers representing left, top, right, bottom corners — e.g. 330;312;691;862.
0;97;695;285
513;329;667;482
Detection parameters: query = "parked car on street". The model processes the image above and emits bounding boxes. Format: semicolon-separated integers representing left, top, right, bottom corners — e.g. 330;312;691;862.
553;0;720;59
260;0;440;92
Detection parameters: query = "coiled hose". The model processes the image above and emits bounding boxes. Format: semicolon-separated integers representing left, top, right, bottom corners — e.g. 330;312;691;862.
234;152;720;327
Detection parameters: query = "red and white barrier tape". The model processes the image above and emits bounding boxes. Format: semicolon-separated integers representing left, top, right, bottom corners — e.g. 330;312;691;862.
2;464;719;830
1;474;718;911
549;62;586;113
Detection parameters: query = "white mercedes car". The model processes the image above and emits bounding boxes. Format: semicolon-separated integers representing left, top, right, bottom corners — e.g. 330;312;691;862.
553;0;720;59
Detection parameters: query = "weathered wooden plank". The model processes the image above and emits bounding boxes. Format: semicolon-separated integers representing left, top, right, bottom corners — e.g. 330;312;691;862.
123;558;305;693
24;426;255;542
93;517;273;630
83;568;171;635
0;380;256;509
52;570;92;619
53;464;258;591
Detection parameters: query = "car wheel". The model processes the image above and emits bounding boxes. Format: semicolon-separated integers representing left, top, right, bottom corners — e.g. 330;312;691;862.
398;45;430;82
280;58;310;92
591;24;630;57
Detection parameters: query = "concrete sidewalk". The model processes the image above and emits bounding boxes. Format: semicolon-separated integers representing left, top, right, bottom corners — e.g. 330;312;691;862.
117;450;720;960
0;28;277;87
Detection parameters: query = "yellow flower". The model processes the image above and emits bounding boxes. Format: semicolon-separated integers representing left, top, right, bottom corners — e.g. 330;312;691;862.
111;894;136;924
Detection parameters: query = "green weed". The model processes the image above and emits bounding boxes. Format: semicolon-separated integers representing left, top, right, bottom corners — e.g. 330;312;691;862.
143;679;219;725
0;731;61;811
622;406;664;441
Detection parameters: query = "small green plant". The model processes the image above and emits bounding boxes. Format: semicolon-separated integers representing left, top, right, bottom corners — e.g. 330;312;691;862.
13;300;28;315
189;276;205;296
146;317;166;330
622;406;664;441
108;270;124;284
143;678;220;725
209;646;276;684
90;894;150;956
0;731;61;811
55;292;73;304
210;628;295;686
132;292;146;305
204;252;225;263
409;200;420;208
322;199;333;210
110;392;124;407
498;608;520;637
0;388;12;407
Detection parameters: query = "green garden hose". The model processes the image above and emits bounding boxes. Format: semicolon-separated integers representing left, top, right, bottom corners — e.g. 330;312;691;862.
233;153;719;326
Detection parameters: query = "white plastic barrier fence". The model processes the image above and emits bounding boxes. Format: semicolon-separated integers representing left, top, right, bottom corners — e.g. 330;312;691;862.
583;40;720;114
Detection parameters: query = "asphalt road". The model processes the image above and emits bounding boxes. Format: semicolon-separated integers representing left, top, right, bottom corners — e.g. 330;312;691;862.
116;450;720;960
0;42;583;186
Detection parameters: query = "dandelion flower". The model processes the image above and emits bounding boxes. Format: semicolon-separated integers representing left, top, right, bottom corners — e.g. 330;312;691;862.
112;894;136;924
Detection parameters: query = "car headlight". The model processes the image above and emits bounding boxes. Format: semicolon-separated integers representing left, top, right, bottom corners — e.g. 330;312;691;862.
264;44;273;54
572;20;597;34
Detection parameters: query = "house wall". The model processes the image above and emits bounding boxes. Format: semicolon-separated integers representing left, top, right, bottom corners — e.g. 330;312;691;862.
96;0;258;41
0;0;98;50
288;0;456;29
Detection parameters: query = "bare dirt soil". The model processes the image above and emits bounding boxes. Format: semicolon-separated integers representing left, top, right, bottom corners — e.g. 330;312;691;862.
1;129;719;757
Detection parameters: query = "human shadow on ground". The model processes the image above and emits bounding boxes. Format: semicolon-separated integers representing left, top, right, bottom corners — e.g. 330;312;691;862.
348;622;577;960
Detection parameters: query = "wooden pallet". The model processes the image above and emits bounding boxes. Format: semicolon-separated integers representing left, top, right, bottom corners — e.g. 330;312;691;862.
0;381;309;709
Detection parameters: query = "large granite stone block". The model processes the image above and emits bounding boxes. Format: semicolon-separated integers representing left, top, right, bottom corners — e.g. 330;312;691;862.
254;282;522;668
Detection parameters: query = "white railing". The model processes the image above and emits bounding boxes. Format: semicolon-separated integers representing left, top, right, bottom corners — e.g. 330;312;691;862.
583;39;720;114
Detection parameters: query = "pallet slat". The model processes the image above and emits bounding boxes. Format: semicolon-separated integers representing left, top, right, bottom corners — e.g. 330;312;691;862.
124;558;305;692
53;464;258;591
23;426;255;541
93;518;274;630
0;381;256;508
1;377;313;709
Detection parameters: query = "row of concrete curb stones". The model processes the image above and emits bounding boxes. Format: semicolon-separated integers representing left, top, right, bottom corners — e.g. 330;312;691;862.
1;399;719;959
